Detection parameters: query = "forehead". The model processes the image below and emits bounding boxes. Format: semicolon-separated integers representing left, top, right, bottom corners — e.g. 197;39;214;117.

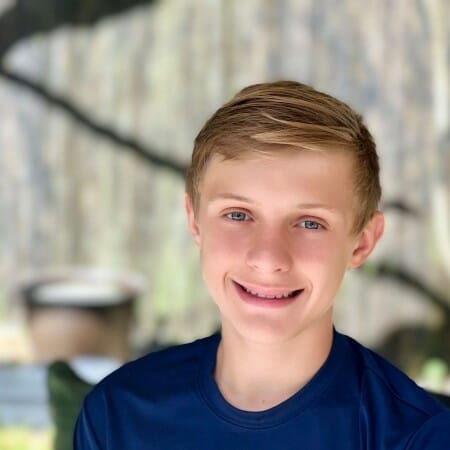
199;150;357;219
202;148;355;183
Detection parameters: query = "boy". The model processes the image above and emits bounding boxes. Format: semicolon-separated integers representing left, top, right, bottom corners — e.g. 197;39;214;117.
74;81;449;449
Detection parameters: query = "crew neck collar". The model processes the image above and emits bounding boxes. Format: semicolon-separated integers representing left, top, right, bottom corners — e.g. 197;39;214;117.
197;329;348;429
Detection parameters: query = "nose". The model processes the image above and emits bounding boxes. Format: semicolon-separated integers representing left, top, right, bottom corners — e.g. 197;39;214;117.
246;229;293;274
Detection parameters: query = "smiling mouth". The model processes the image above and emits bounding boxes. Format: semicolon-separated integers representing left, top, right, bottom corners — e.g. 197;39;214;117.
235;282;302;300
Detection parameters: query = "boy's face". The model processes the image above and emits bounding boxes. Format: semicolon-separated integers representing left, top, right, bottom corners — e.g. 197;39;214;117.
185;150;384;345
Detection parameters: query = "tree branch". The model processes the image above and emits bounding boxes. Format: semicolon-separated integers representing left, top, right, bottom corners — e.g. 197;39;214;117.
0;0;155;58
0;65;186;176
361;262;450;317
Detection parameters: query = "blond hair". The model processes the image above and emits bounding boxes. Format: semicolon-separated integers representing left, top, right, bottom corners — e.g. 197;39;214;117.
185;81;381;233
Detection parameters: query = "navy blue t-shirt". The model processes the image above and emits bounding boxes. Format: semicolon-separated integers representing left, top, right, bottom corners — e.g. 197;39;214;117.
74;330;449;449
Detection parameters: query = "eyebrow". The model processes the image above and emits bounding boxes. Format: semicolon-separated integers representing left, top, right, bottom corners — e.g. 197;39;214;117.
209;193;256;204
295;203;340;214
209;193;340;214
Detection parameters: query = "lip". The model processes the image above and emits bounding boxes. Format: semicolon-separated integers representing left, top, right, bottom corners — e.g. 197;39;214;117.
232;280;303;308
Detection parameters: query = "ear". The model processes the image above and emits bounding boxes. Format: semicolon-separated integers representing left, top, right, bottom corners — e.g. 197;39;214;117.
184;193;201;246
348;211;384;269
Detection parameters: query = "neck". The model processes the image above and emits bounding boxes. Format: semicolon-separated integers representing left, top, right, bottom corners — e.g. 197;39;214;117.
214;320;333;412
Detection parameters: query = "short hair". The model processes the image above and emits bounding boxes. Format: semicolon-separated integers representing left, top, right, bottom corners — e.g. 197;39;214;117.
185;80;381;234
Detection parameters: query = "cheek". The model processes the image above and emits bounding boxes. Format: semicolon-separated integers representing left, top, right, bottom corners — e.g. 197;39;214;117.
200;222;248;258
297;239;349;279
199;227;245;280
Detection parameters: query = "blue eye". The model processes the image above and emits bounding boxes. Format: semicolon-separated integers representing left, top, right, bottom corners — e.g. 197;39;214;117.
300;220;322;230
226;211;248;221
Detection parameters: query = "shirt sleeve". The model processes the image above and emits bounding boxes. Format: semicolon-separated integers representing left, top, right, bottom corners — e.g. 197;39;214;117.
405;410;450;449
73;389;107;450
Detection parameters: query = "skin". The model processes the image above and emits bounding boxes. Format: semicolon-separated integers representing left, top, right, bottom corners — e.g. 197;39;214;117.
185;150;384;411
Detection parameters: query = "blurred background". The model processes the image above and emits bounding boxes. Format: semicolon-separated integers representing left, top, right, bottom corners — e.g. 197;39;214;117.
0;0;448;449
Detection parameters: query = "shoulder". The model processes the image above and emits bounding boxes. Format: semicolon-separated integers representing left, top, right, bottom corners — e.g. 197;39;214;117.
341;333;448;447
74;334;219;449
346;335;445;414
87;333;219;402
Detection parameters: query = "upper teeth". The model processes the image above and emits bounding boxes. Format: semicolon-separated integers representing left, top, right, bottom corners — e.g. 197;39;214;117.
244;287;294;299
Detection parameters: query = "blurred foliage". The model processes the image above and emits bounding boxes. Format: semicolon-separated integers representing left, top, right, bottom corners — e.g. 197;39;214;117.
420;358;449;392
0;427;53;450
47;361;93;450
